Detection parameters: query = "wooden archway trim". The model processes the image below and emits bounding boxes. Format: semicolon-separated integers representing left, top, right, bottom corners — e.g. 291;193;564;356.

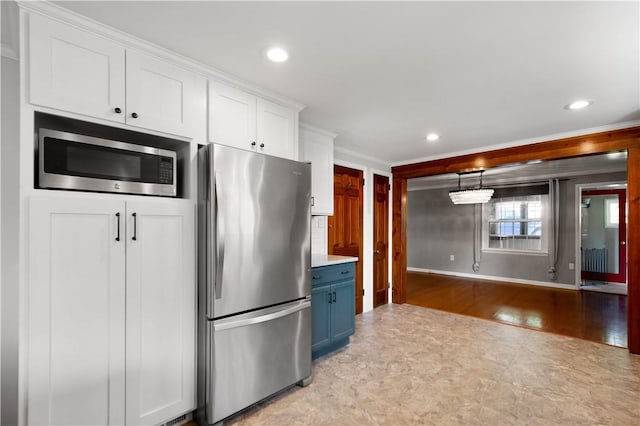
391;126;640;353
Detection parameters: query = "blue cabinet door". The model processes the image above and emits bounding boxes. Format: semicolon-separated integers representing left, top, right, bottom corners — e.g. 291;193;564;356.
330;280;355;341
311;284;331;352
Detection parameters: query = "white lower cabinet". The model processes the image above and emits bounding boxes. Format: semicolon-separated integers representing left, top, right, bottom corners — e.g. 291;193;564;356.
125;199;195;425
28;195;195;426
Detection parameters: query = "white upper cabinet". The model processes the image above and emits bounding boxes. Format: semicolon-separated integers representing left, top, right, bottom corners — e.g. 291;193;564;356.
29;13;205;137
126;51;205;137
209;81;257;150
29;13;127;123
300;124;336;215
208;80;298;160
257;98;297;159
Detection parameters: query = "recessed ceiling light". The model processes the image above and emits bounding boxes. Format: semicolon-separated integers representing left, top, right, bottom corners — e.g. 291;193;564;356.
564;99;593;110
426;133;439;142
266;47;289;63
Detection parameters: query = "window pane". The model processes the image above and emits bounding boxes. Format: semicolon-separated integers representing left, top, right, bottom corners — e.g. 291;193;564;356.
485;193;545;252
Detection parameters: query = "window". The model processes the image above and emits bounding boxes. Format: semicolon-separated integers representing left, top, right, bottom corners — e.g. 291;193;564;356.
605;197;619;228
483;194;548;253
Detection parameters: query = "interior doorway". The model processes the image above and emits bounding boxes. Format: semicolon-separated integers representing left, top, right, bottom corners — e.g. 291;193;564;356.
578;183;628;294
328;165;364;314
373;174;389;307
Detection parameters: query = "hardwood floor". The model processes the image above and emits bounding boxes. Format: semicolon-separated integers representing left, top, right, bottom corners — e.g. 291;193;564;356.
407;272;628;348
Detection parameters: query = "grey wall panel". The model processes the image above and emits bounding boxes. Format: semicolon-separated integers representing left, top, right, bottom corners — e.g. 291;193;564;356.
407;171;627;285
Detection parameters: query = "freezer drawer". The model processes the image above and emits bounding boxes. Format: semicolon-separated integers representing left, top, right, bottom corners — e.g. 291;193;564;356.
207;299;311;424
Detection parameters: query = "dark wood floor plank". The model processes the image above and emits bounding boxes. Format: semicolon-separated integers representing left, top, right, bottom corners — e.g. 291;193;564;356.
407;272;628;348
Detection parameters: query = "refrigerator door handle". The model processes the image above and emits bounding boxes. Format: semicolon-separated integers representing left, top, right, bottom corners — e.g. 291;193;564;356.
214;300;311;331
214;171;225;299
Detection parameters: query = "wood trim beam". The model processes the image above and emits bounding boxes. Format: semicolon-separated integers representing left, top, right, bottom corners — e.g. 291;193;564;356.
391;126;640;354
392;127;640;179
627;146;640;353
392;177;407;304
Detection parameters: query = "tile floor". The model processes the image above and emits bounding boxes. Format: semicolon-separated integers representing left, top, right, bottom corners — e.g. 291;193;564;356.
230;304;640;425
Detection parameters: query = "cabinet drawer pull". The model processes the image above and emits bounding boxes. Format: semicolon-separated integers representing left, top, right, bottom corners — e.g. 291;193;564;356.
340;270;350;275
251;141;257;148
313;275;322;280
131;112;138;118
114;107;122;114
115;213;121;241
132;213;137;241
259;143;265;149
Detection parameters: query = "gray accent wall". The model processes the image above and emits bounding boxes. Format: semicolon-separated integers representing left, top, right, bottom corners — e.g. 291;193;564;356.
407;171;627;285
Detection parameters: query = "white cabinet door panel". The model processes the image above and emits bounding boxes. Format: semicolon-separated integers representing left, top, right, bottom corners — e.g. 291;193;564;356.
126;52;205;137
208;81;257;150
257;98;296;160
301;128;334;215
29;13;126;122
125;200;195;425
28;196;126;426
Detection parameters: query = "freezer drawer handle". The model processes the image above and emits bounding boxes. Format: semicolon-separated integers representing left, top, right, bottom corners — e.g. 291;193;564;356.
214;300;311;331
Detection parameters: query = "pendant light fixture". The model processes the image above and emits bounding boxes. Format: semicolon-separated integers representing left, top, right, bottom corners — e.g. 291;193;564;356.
449;170;494;204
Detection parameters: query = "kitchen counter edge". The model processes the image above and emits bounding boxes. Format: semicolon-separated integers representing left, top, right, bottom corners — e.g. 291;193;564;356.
311;254;359;268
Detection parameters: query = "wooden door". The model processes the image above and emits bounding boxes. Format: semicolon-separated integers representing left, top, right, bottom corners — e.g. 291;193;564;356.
373;174;390;307
581;189;627;284
328;165;364;314
28;196;126;425
29;13;126;123
125;199;195;425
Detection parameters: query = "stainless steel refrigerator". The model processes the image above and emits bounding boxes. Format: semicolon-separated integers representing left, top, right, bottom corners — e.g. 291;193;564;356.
197;143;312;425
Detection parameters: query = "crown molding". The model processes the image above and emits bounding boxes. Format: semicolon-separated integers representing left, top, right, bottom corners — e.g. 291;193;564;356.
299;122;338;139
334;145;391;168
16;0;306;111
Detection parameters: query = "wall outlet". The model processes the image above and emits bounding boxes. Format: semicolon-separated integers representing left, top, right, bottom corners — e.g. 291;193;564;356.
569;262;575;270
449;254;455;261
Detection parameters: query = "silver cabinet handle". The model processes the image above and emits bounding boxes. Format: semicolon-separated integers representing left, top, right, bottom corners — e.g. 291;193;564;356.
214;171;225;300
214;300;310;331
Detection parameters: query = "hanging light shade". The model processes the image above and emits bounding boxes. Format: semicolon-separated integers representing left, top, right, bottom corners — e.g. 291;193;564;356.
449;171;494;204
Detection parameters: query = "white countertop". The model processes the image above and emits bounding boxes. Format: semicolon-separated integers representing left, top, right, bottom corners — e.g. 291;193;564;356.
311;254;359;268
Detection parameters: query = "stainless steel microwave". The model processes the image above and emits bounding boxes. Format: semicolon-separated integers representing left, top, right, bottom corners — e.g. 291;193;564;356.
39;129;177;197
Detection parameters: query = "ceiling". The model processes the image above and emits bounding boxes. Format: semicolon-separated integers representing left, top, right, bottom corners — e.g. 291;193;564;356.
53;1;640;165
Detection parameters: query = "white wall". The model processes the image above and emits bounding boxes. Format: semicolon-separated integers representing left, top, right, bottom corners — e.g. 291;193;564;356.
333;147;391;313
1;1;20;422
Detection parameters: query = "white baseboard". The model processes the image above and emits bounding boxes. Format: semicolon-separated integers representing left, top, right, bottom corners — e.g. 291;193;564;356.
407;267;578;291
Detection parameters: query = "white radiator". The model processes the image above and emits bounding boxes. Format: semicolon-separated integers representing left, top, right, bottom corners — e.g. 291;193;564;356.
582;248;608;273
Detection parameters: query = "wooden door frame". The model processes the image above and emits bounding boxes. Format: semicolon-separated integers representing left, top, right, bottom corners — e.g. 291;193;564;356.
372;173;391;307
391;126;640;354
331;161;365;314
579;188;627;284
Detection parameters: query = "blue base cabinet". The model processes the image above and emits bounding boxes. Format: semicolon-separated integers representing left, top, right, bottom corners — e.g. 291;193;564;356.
311;262;356;359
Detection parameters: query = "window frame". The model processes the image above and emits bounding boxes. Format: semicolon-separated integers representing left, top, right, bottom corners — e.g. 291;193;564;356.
481;193;550;255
